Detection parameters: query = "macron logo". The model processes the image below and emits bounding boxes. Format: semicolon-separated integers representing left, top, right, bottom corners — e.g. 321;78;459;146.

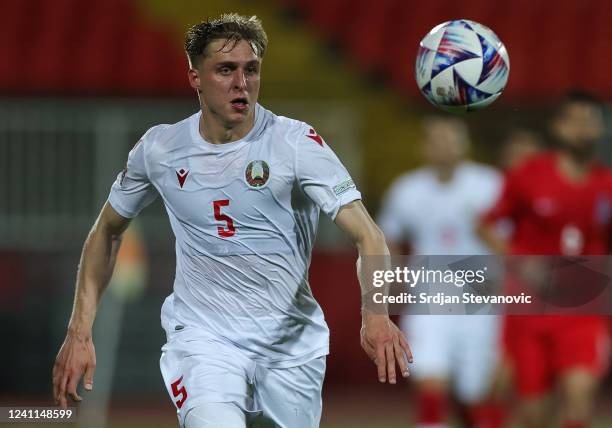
176;168;189;188
306;128;324;147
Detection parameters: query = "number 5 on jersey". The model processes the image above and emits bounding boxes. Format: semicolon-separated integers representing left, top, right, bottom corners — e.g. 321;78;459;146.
213;199;236;237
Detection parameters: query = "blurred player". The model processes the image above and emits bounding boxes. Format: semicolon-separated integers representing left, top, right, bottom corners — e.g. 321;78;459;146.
494;127;544;242
484;126;544;425
498;127;543;171
52;14;412;428
378;116;503;428
479;92;611;428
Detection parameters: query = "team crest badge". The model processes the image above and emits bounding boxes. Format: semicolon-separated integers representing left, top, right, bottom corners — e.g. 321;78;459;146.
176;168;189;188
245;160;270;188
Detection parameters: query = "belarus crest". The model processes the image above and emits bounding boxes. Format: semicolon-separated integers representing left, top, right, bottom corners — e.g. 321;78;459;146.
245;160;270;188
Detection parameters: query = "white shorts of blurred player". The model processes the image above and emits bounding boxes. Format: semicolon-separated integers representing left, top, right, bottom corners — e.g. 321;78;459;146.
159;328;326;428
400;314;500;403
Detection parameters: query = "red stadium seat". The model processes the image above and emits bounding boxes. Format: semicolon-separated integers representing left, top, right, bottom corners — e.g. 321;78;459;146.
285;0;612;100
3;0;612;98
302;0;352;38
0;1;30;92
69;0;130;94
341;0;396;72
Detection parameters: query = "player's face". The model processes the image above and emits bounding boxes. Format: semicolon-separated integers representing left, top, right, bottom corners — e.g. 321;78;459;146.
554;102;604;152
501;131;542;170
422;121;467;167
190;39;261;127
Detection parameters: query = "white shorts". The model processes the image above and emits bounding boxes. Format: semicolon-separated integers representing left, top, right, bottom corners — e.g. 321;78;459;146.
159;327;326;427
400;314;500;403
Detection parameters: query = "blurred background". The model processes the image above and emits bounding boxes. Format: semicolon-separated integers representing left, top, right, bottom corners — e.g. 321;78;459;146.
1;0;612;427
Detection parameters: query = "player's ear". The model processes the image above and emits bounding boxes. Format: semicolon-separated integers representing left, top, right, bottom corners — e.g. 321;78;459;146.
188;68;201;93
550;116;563;141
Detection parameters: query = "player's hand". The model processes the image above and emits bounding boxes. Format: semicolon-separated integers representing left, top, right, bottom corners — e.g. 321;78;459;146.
52;329;96;409
360;313;413;384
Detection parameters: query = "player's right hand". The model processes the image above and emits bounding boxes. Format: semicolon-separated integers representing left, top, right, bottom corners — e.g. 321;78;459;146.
52;330;96;409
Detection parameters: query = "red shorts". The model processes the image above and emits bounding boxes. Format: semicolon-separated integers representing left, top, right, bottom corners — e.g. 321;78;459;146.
503;316;610;398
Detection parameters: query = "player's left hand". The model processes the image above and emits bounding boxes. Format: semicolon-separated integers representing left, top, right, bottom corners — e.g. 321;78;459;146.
52;329;96;409
360;313;412;384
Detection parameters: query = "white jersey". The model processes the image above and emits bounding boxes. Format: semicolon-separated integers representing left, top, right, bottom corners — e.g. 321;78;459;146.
378;162;501;255
108;104;361;368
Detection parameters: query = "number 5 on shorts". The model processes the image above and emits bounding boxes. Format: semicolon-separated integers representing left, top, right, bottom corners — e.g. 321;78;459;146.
171;375;188;409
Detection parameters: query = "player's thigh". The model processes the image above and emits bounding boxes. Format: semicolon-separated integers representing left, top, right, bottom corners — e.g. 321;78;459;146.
160;332;255;426
453;315;501;403
400;315;453;380
252;356;326;428
504;322;552;398
553;317;610;381
185;402;247;428
554;319;609;419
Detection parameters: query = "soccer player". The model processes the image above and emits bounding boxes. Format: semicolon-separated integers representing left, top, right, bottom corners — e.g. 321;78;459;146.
479;92;611;428
498;127;543;171
378;116;503;428
51;14;412;428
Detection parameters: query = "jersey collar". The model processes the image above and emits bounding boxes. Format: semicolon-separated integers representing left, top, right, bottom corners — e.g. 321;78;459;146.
190;104;265;151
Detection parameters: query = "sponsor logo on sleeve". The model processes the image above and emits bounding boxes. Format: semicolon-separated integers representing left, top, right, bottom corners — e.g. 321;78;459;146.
333;179;355;196
245;160;270;188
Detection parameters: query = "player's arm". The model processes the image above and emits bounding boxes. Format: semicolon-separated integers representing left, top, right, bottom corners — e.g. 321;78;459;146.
476;167;525;256
476;221;508;255
335;200;413;384
53;202;131;408
385;240;402;256
52;130;157;408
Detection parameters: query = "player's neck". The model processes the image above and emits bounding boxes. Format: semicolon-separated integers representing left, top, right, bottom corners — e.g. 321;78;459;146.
199;108;255;145
556;151;593;182
433;164;458;183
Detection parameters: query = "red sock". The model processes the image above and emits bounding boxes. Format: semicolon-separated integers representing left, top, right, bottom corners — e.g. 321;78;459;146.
416;389;448;425
562;423;586;428
468;402;508;428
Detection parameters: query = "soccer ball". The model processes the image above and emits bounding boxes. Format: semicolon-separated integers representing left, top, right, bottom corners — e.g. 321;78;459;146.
415;19;510;113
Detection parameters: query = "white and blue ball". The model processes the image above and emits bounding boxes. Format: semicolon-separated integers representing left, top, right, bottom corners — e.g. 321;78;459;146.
416;19;510;113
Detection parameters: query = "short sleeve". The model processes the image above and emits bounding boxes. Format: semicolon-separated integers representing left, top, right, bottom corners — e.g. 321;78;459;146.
108;131;158;218
295;125;361;219
377;180;409;243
